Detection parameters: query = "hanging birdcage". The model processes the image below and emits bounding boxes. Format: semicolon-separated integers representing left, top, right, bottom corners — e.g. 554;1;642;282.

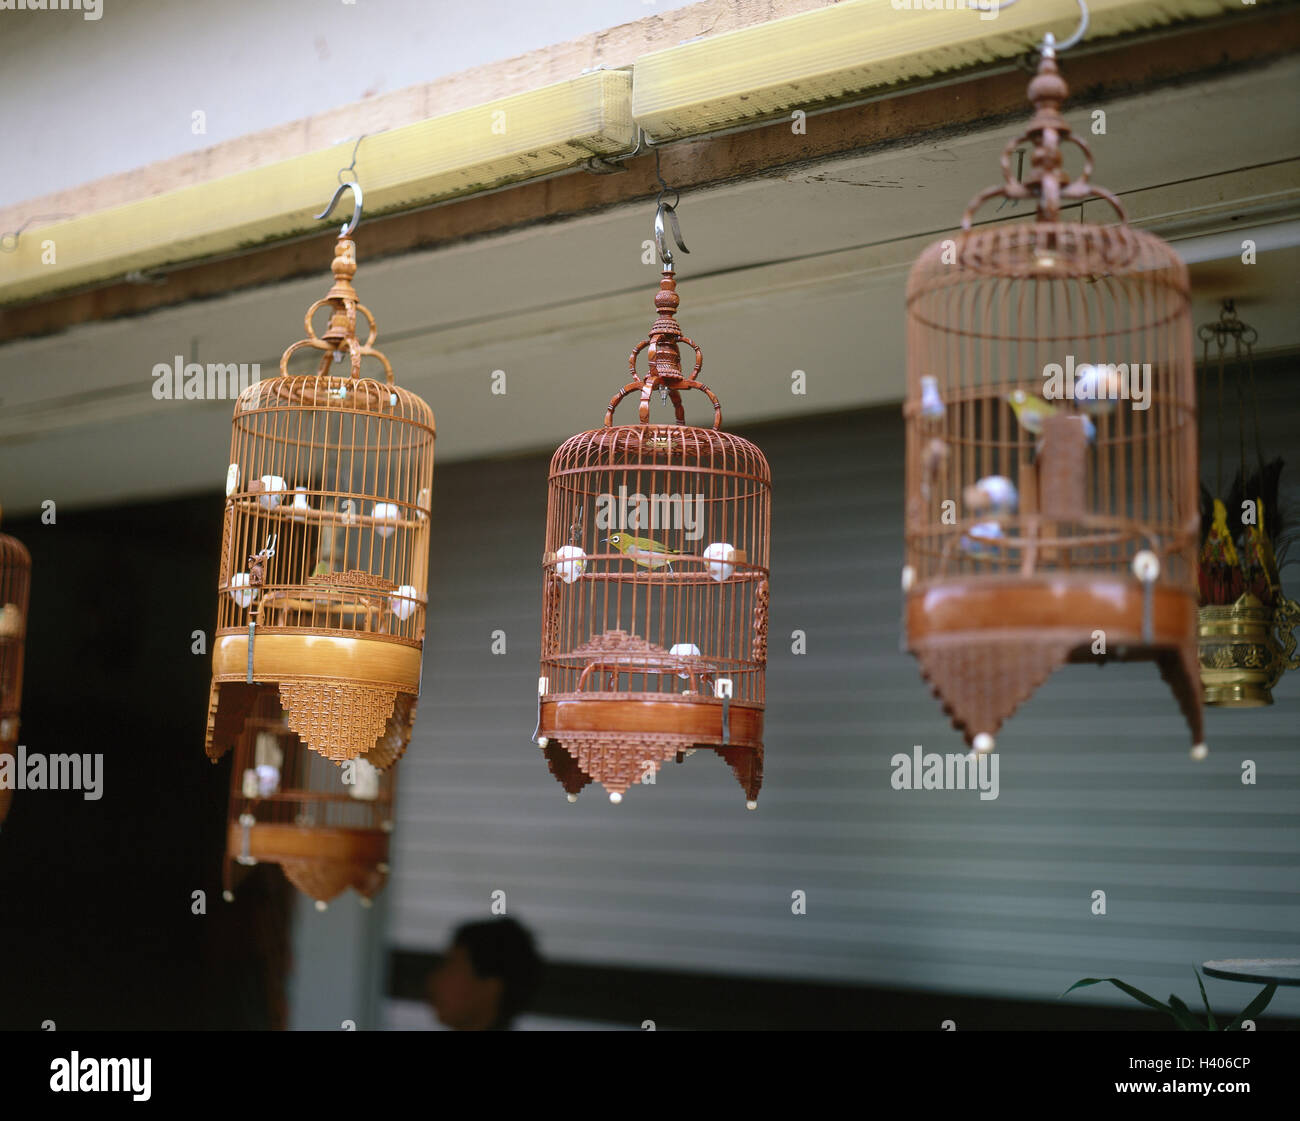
223;691;394;907
0;507;31;826
533;205;771;804
1196;300;1300;706
205;186;435;768
902;36;1204;755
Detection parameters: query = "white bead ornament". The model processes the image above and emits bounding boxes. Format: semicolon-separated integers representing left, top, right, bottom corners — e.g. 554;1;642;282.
372;502;400;538
228;573;256;608
554;545;587;584
389;585;419;621
348;758;380;801
973;733;995;754
1191;743;1209;761
258;475;287;509
256;764;280;797
703;542;736;582
920;376;946;419
670;643;701;679
1132;550;1160;582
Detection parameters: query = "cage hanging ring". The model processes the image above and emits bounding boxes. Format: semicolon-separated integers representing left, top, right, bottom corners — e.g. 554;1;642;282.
604;377;722;429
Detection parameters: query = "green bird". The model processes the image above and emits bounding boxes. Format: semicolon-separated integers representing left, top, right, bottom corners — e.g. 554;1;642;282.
1005;390;1096;443
603;533;685;571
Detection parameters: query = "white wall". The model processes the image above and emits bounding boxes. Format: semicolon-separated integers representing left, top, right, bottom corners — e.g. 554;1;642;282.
1;0;700;208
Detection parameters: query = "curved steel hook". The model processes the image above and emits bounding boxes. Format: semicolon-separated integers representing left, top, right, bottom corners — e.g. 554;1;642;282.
654;201;689;270
315;181;363;238
978;0;1088;54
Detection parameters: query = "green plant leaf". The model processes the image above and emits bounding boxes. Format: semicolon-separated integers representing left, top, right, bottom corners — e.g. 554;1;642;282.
1063;977;1172;1015
1194;969;1218;1030
1225;984;1277;1031
1168;993;1206;1031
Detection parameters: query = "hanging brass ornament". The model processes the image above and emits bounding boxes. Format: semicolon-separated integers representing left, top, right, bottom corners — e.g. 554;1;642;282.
533;195;772;804
1196;300;1300;706
901;30;1204;756
0;506;31;826
205;185;435;771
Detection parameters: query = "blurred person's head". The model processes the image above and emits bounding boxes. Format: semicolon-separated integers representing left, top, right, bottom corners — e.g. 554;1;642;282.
427;917;542;1030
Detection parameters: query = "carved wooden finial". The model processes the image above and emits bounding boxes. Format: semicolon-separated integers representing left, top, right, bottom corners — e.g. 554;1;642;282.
645;270;685;383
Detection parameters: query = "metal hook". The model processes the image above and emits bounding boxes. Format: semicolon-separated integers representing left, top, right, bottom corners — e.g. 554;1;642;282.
655;202;689;269
976;0;1089;55
651;148;689;269
315;181;363;238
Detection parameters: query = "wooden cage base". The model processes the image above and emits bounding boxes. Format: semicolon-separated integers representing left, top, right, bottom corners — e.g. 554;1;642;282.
907;576;1203;746
539;694;764;800
205;678;416;768
226;822;389;903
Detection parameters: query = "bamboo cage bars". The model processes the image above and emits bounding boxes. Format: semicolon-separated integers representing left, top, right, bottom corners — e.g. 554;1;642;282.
535;268;772;803
223;690;394;906
205;234;435;768
902;48;1203;752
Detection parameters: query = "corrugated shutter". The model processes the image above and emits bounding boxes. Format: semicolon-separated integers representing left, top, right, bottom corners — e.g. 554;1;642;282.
390;360;1299;1020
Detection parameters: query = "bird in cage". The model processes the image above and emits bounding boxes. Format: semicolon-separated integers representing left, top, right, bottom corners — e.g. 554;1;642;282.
1005;390;1096;445
534;199;770;804
603;532;689;571
1071;363;1125;415
902;28;1205;755
964;475;1019;516
960;520;1007;557
205;190;434;768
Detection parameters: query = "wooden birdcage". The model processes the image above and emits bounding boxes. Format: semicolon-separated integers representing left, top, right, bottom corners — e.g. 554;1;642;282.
902;47;1204;754
205;231;435;767
535;266;772;804
0;508;31;826
223;691;394;907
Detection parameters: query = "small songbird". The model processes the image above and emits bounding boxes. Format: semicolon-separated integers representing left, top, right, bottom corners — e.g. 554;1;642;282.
964;474;1019;515
960;520;1005;557
1072;364;1123;415
604;533;685;571
1006;390;1096;445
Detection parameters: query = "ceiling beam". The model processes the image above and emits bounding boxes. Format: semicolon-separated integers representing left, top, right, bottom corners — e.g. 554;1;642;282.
0;2;1295;342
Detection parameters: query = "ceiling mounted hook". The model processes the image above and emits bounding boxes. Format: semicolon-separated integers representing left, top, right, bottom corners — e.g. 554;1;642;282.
315;181;363;239
977;0;1089;55
654;200;689;271
652;147;689;270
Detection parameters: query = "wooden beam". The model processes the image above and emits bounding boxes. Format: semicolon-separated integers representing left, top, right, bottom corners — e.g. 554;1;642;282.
2;5;1295;344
